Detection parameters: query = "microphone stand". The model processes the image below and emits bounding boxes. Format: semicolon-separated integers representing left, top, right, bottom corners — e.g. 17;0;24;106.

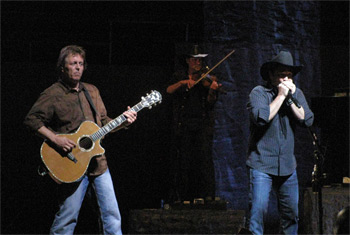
308;127;325;234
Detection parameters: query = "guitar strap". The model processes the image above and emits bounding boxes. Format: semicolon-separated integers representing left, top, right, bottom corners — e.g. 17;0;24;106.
81;83;98;124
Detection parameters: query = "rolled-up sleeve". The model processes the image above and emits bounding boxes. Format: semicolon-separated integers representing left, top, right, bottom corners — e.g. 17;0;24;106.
248;86;270;126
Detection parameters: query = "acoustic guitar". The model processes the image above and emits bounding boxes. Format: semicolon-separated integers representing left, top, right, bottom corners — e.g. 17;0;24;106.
40;90;162;184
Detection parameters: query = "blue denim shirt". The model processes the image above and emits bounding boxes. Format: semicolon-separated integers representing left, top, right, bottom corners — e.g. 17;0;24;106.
246;85;314;176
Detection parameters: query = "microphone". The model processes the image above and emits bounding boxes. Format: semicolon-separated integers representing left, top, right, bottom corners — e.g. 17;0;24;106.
286;90;301;108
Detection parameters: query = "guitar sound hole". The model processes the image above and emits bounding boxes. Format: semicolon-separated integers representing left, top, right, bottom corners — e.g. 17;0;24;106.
79;137;93;151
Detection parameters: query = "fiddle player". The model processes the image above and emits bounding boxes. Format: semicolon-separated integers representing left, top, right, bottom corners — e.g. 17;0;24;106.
166;44;221;204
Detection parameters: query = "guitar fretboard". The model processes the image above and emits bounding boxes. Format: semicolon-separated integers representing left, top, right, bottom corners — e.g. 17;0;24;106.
90;102;144;141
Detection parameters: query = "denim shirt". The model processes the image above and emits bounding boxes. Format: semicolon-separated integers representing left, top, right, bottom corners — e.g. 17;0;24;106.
246;85;314;176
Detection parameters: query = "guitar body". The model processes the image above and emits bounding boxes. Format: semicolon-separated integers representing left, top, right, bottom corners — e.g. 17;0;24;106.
41;121;105;183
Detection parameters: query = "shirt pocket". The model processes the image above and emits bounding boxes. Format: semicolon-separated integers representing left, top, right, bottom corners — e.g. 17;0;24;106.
54;96;80;125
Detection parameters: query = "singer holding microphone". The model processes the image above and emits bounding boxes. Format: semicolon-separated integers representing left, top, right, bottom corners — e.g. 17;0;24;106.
246;50;314;234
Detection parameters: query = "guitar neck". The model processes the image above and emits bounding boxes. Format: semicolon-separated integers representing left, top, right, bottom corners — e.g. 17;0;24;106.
90;102;144;141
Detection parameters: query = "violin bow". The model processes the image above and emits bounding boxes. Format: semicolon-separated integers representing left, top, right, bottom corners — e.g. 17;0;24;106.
192;49;236;87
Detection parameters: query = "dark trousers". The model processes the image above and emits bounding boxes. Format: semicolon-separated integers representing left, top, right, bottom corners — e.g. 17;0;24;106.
172;122;215;202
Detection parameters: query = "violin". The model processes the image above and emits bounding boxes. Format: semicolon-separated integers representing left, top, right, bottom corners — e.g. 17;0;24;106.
192;66;226;94
193;66;218;85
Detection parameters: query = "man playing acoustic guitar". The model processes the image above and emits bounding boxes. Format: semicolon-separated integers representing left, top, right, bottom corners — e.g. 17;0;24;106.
24;45;137;234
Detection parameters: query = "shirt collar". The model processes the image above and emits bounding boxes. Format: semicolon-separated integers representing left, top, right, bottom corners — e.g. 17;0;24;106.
58;79;83;94
263;83;274;91
263;83;278;96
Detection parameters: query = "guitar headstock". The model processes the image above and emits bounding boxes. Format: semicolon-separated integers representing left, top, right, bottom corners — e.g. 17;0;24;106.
141;90;162;109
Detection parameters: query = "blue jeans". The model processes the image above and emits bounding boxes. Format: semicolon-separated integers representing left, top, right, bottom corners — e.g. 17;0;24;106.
249;168;299;235
50;168;122;235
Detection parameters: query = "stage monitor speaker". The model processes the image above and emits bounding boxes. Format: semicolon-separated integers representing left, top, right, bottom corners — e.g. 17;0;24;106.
311;96;349;184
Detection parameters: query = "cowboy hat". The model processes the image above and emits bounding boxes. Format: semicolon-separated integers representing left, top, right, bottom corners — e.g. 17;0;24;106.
260;50;303;81
185;44;208;58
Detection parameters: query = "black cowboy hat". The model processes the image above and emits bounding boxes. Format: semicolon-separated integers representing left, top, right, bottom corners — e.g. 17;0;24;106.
260;50;303;81
185;44;208;58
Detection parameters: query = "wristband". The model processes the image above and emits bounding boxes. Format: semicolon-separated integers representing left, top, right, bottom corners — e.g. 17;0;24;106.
286;98;293;106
